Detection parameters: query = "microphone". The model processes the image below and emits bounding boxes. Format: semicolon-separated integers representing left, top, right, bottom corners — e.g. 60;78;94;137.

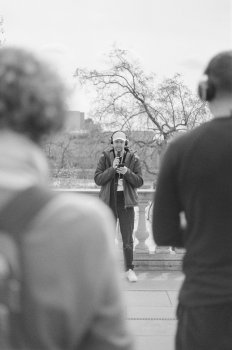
116;151;122;164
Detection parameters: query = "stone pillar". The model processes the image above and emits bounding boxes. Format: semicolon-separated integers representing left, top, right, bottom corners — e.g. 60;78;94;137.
134;195;150;253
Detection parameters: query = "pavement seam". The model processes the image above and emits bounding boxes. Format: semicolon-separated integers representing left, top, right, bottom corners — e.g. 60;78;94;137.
124;289;178;291
127;317;177;320
166;290;173;305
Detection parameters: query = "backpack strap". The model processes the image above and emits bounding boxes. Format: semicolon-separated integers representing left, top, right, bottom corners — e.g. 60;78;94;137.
0;186;56;348
0;186;55;237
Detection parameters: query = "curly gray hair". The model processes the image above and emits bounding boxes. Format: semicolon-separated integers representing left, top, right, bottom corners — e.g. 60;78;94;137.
0;46;67;143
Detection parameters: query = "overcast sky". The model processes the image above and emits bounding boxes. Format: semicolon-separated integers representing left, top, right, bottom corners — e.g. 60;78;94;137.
1;0;232;112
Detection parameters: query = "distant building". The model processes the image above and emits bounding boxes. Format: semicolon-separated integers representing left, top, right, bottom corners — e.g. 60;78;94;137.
65;110;85;132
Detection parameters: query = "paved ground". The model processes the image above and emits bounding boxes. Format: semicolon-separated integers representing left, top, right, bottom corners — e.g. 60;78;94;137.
121;270;184;350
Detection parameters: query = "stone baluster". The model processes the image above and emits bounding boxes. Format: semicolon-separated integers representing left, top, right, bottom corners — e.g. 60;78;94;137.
134;193;150;253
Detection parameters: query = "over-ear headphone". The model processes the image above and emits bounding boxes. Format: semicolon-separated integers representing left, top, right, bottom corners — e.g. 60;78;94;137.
198;74;216;102
110;130;128;146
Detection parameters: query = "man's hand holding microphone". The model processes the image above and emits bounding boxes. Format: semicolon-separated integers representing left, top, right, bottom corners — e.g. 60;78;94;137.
113;152;128;175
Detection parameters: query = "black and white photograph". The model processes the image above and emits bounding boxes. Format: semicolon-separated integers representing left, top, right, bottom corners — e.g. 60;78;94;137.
0;1;232;349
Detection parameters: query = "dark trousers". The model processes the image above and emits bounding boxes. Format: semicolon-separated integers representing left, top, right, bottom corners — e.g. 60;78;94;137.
176;302;232;350
110;191;135;271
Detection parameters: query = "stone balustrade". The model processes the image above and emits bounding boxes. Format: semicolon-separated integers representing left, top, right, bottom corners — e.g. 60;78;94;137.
55;188;185;270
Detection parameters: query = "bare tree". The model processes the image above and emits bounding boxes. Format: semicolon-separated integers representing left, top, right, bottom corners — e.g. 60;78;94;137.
42;120;107;179
74;48;211;179
43;133;75;174
74;47;210;144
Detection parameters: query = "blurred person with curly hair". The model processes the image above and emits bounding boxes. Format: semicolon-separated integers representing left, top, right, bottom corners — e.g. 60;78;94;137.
0;47;133;350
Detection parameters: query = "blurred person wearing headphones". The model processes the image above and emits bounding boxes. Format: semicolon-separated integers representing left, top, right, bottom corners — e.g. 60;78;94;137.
94;131;143;282
152;51;232;350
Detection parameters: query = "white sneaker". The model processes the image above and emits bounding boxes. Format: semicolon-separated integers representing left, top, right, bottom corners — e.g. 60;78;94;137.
126;269;138;282
169;247;176;255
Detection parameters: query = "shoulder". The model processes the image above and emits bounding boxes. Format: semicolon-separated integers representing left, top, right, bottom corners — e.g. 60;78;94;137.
33;192;115;246
168;121;211;153
162;122;211;168
127;149;140;161
56;192;113;224
99;148;113;159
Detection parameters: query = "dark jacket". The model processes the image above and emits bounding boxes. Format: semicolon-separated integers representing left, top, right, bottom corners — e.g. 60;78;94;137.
153;116;232;307
94;147;143;207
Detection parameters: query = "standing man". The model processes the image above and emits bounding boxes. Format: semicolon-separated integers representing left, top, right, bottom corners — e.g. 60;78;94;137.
152;51;232;350
94;131;143;282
